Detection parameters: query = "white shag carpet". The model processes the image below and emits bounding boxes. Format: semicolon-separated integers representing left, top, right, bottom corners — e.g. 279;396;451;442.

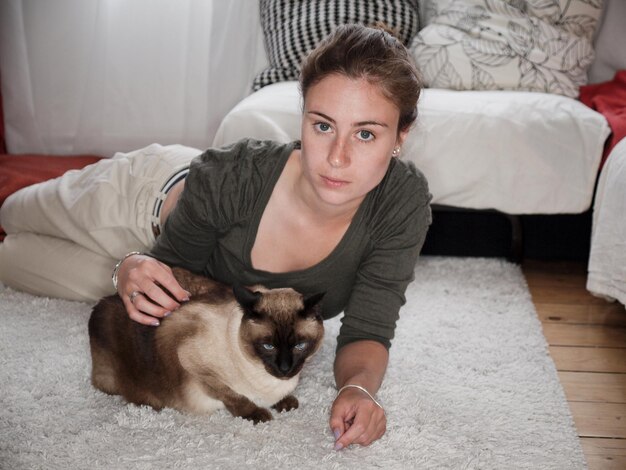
0;257;586;470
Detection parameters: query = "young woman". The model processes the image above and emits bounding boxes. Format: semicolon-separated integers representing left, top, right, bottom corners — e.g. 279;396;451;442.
0;24;431;450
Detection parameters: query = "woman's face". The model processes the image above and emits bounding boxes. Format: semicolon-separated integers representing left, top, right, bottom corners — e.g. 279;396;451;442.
300;73;407;213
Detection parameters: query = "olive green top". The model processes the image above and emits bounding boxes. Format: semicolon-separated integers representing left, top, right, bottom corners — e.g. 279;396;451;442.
150;138;431;350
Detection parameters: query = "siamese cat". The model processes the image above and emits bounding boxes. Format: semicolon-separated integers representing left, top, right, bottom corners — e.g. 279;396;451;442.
88;267;324;423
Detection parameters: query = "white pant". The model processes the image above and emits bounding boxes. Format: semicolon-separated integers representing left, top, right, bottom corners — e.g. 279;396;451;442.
0;144;201;301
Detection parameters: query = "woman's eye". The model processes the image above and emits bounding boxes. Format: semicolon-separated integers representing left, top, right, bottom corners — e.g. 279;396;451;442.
315;122;331;133
294;342;308;351
262;343;275;351
358;130;374;141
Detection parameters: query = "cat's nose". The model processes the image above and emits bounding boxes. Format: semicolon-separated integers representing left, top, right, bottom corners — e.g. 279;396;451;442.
278;357;292;375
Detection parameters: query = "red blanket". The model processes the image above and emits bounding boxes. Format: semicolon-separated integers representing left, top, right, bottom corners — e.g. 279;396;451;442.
0;154;103;240
579;70;626;168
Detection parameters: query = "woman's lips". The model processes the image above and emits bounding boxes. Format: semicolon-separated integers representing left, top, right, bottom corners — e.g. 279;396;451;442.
321;175;349;188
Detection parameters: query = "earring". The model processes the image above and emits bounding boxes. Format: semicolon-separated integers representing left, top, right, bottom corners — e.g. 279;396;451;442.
392;147;401;157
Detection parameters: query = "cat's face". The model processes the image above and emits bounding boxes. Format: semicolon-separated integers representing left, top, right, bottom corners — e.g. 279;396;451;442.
235;285;324;379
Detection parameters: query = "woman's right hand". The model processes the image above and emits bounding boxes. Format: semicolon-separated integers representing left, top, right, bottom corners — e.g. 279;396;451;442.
116;254;191;326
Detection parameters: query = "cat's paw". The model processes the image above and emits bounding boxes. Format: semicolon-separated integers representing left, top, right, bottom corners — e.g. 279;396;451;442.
272;394;299;412
244;407;273;424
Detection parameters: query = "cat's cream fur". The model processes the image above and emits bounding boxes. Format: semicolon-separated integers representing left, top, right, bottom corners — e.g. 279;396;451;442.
174;301;302;414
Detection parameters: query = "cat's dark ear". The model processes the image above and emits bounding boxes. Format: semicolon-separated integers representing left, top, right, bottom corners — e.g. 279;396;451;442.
233;284;262;311
301;292;325;319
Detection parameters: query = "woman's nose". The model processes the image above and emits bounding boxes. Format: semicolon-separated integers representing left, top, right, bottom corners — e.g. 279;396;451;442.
328;140;350;168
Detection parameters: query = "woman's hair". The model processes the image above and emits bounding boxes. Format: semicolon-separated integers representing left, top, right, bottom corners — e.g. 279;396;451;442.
299;23;423;133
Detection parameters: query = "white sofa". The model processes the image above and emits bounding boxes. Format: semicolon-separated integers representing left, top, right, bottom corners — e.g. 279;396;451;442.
213;0;619;217
213;82;608;215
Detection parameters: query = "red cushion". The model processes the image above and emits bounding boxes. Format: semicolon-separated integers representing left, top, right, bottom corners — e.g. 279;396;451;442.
0;153;103;240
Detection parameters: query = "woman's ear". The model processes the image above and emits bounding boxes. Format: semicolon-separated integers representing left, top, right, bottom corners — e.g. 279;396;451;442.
396;128;409;149
392;128;410;158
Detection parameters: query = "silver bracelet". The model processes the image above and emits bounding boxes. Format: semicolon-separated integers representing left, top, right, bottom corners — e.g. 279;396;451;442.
337;384;384;410
111;251;143;292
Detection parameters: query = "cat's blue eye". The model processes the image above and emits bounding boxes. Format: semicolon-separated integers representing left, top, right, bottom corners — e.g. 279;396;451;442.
262;343;275;351
294;342;308;351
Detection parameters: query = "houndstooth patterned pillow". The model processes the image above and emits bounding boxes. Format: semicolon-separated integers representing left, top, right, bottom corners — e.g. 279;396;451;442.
253;0;421;91
412;0;603;97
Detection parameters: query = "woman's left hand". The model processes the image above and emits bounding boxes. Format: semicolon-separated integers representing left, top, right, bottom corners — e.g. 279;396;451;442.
330;386;386;450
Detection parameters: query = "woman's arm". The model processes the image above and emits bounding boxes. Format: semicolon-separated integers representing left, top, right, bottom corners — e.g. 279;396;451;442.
330;340;389;450
116;157;218;325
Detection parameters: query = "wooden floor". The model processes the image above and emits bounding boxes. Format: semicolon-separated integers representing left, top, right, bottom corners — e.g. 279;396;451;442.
522;260;626;470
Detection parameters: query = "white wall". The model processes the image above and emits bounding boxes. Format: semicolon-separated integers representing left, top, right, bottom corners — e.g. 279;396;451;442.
588;0;626;84
0;0;266;157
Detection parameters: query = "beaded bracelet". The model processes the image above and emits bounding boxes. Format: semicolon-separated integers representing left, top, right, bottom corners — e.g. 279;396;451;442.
111;251;143;291
337;384;384;410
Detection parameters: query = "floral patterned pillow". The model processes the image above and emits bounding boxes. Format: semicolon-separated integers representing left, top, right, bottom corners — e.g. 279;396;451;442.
411;0;604;97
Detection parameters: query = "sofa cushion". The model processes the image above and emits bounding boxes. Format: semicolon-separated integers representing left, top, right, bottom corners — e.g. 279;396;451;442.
253;0;421;91
213;81;610;214
411;0;603;97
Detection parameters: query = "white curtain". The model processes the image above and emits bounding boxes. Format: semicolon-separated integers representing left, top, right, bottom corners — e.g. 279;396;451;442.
0;0;266;157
